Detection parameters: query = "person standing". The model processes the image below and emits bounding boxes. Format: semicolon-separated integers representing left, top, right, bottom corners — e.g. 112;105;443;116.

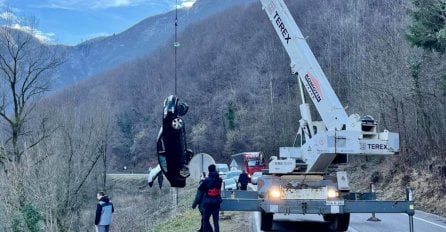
95;191;114;232
199;164;223;232
192;172;213;232
238;170;249;191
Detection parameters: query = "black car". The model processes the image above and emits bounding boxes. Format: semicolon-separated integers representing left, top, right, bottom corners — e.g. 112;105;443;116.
156;95;193;188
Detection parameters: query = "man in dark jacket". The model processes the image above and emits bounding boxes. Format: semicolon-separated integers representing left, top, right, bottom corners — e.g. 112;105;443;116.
192;173;213;232
238;170;249;190
199;164;222;232
95;191;114;232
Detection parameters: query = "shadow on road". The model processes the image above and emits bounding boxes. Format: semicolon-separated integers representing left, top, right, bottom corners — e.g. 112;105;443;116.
265;219;333;232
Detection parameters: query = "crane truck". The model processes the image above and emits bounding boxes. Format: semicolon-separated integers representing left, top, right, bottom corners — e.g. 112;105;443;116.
220;0;415;231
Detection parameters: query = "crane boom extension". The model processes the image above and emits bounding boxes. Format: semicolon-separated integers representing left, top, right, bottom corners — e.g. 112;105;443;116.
260;0;348;131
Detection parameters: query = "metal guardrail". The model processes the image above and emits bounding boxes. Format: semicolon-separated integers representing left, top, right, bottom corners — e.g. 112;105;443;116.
220;190;415;215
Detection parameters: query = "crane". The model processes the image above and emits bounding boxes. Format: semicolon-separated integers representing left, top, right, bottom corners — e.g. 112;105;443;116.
220;1;413;231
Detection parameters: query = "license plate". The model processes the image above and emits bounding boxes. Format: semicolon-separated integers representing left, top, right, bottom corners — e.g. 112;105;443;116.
326;200;344;206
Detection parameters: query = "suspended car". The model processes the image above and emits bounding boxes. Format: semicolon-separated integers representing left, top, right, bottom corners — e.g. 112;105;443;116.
152;95;193;188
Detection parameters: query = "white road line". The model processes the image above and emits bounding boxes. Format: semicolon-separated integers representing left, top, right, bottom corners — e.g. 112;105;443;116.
253;212;261;232
348;226;360;232
413;215;446;229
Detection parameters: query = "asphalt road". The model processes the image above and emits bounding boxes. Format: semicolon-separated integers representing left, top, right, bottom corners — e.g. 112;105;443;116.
253;210;446;232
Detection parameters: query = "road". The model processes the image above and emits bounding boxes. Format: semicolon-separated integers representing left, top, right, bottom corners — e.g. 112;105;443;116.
252;210;446;232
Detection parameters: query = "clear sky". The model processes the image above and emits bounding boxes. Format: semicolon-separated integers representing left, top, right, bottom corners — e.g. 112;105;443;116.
0;0;196;46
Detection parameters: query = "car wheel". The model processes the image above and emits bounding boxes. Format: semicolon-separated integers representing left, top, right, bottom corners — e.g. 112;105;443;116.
179;167;190;178
171;117;184;130
177;102;188;116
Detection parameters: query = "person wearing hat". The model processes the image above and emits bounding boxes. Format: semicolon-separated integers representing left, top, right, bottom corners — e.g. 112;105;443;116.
198;164;223;232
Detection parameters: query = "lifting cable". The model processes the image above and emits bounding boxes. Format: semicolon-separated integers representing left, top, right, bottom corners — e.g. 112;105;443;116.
174;0;180;206
173;0;180;95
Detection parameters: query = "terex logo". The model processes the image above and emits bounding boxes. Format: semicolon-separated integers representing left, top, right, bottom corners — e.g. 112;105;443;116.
368;144;388;150
273;11;291;44
304;73;323;102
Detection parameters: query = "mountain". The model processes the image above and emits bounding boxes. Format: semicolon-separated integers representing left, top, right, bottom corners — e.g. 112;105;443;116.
51;0;255;89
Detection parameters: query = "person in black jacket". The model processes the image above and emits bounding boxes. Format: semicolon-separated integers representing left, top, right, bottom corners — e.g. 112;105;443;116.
238;170;249;190
95;191;114;232
198;165;222;232
192;172;213;232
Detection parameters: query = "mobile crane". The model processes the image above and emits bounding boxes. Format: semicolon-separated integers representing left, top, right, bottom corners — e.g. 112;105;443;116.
220;0;414;231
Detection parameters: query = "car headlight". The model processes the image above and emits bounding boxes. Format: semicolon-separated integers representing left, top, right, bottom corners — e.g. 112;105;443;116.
268;187;283;199
327;188;339;199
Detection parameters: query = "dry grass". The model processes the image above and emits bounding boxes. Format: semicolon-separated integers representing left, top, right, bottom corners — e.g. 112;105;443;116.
78;174;199;232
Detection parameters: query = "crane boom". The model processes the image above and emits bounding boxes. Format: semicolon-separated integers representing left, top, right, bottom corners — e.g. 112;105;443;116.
260;0;348;131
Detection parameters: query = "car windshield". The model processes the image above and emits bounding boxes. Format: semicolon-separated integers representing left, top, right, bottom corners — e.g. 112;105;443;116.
216;164;229;173
224;178;236;184
226;171;241;179
253;172;262;177
247;160;259;167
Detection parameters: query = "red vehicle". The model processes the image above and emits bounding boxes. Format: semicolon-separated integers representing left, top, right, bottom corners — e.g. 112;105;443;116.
231;152;265;176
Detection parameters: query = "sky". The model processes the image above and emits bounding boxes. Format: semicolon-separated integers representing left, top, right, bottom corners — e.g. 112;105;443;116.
0;0;196;45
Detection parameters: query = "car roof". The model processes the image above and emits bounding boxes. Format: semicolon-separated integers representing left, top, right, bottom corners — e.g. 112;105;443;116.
228;170;241;173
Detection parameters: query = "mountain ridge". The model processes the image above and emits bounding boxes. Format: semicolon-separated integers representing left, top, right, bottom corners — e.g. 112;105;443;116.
51;0;255;89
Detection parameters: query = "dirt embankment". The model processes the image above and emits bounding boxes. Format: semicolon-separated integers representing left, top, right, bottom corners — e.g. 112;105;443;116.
344;157;446;217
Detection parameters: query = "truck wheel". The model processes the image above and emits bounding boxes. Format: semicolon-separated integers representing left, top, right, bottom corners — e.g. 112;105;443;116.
336;213;350;231
323;213;350;231
260;210;273;231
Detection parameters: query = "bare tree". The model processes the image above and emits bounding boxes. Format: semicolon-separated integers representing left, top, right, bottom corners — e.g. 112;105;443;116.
0;10;64;232
0;11;64;167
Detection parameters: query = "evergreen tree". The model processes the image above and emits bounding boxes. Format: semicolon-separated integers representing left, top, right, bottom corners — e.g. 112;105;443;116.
406;0;446;53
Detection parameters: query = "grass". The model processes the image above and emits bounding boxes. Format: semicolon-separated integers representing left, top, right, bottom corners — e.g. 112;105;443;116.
150;208;201;232
149;187;202;232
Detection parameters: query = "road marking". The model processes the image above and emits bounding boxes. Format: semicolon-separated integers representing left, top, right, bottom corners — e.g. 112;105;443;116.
253;212;261;232
413;215;446;229
348;226;360;232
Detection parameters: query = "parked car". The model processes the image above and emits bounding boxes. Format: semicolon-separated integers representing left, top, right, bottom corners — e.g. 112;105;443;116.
216;163;229;178
250;171;263;185
223;178;237;190
225;170;242;183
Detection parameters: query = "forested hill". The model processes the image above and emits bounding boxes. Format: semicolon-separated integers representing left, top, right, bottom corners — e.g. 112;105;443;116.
1;1;444;230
